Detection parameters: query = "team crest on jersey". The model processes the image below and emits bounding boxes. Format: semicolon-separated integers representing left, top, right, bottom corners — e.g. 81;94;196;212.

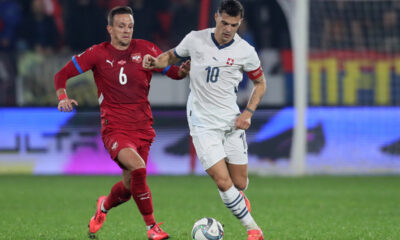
226;58;234;66
131;53;142;63
118;60;126;65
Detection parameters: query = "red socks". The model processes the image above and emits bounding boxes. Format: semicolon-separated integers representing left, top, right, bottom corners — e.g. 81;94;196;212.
131;168;155;226
103;181;131;211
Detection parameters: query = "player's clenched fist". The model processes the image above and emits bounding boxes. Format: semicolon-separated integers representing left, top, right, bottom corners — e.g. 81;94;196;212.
143;54;156;69
235;111;252;130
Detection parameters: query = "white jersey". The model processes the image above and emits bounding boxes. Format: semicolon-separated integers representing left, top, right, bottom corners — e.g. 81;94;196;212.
175;28;261;131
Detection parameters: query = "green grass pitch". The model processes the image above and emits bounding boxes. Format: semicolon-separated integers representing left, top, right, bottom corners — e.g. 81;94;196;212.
0;175;399;240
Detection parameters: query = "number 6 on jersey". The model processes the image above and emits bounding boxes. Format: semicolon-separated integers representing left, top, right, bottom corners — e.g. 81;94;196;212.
119;67;127;85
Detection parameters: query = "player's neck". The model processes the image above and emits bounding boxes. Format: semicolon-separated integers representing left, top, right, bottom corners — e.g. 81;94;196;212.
214;34;232;46
111;40;130;51
214;35;225;46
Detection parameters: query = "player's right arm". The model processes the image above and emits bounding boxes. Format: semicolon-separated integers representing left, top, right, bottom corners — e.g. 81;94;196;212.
143;31;193;70
54;61;80;112
54;46;98;112
143;49;180;70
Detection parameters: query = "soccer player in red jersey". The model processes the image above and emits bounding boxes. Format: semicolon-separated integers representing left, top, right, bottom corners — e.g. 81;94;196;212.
53;6;189;240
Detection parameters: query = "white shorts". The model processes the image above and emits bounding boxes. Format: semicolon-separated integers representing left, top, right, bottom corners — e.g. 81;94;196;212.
191;126;248;170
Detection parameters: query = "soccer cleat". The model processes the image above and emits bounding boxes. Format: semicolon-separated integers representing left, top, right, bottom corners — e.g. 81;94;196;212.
240;191;251;213
88;196;107;234
147;222;169;240
247;229;264;240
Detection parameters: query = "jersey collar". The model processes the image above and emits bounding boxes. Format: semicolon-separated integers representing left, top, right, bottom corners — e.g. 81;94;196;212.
211;33;235;50
107;40;136;55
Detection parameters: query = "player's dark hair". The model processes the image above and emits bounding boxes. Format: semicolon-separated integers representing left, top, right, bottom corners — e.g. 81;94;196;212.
108;6;133;26
218;0;244;18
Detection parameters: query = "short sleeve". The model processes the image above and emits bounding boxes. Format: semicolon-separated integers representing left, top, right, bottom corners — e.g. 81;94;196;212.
147;42;163;57
243;47;261;72
174;31;194;58
72;45;99;73
145;42;170;74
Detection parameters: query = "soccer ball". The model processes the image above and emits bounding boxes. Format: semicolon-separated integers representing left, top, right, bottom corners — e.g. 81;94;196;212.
191;217;224;240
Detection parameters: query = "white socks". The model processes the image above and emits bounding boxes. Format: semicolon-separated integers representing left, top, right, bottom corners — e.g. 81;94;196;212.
219;185;259;230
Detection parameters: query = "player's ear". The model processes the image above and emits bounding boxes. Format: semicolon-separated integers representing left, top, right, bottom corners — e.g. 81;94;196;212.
106;25;112;35
214;13;219;22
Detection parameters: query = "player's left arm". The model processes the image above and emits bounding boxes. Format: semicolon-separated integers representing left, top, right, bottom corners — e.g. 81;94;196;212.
144;42;190;80
235;71;267;130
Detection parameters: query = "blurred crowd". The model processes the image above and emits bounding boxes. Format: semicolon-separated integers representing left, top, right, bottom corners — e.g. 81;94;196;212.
0;0;286;106
310;0;400;53
2;0;400;106
0;0;199;54
0;0;289;54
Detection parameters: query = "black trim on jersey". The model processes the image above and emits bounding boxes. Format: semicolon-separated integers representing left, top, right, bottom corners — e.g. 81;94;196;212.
211;33;235;49
174;49;184;59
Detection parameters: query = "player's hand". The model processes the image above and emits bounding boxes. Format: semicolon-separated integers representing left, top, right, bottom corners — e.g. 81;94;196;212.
178;60;191;78
143;54;157;69
58;98;78;112
235;111;252;130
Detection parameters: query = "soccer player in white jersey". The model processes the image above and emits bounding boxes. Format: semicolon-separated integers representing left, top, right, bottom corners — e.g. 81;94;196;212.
143;1;266;239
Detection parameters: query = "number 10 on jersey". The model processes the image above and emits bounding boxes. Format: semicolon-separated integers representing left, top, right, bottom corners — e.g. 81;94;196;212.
205;66;219;83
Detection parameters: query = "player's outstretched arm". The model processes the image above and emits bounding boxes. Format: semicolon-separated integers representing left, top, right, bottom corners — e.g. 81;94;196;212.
235;74;267;130
56;88;78;112
143;49;180;69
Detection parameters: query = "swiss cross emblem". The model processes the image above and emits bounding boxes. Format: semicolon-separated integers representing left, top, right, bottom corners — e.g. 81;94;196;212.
226;58;234;66
131;53;142;63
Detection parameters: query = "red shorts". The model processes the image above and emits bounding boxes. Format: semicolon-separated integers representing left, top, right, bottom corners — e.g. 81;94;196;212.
102;129;155;168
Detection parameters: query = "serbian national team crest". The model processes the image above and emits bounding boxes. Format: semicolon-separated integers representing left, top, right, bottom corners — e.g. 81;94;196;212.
131;53;142;63
226;58;234;66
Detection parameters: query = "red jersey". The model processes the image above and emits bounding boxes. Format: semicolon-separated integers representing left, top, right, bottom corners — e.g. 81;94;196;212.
55;39;183;136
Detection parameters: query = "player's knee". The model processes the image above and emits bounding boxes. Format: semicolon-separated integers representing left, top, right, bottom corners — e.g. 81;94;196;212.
234;182;246;191
215;176;233;191
233;177;249;191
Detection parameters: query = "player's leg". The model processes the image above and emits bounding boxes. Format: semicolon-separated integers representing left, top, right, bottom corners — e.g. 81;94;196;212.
206;158;234;191
118;146;169;240
207;162;258;230
117;147;154;226
227;163;251;212
104;178;132;211
193;129;261;239
88;136;135;235
225;129;249;191
88;180;131;235
224;130;263;240
227;163;248;191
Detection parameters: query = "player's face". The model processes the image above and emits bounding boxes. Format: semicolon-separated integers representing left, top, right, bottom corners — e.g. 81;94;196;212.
108;14;134;49
214;12;242;45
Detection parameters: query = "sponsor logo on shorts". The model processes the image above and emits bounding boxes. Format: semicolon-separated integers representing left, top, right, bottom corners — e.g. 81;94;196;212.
111;141;118;151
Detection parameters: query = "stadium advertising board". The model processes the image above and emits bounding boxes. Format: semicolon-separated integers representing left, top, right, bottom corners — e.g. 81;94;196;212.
1;108;399;175
282;50;400;106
